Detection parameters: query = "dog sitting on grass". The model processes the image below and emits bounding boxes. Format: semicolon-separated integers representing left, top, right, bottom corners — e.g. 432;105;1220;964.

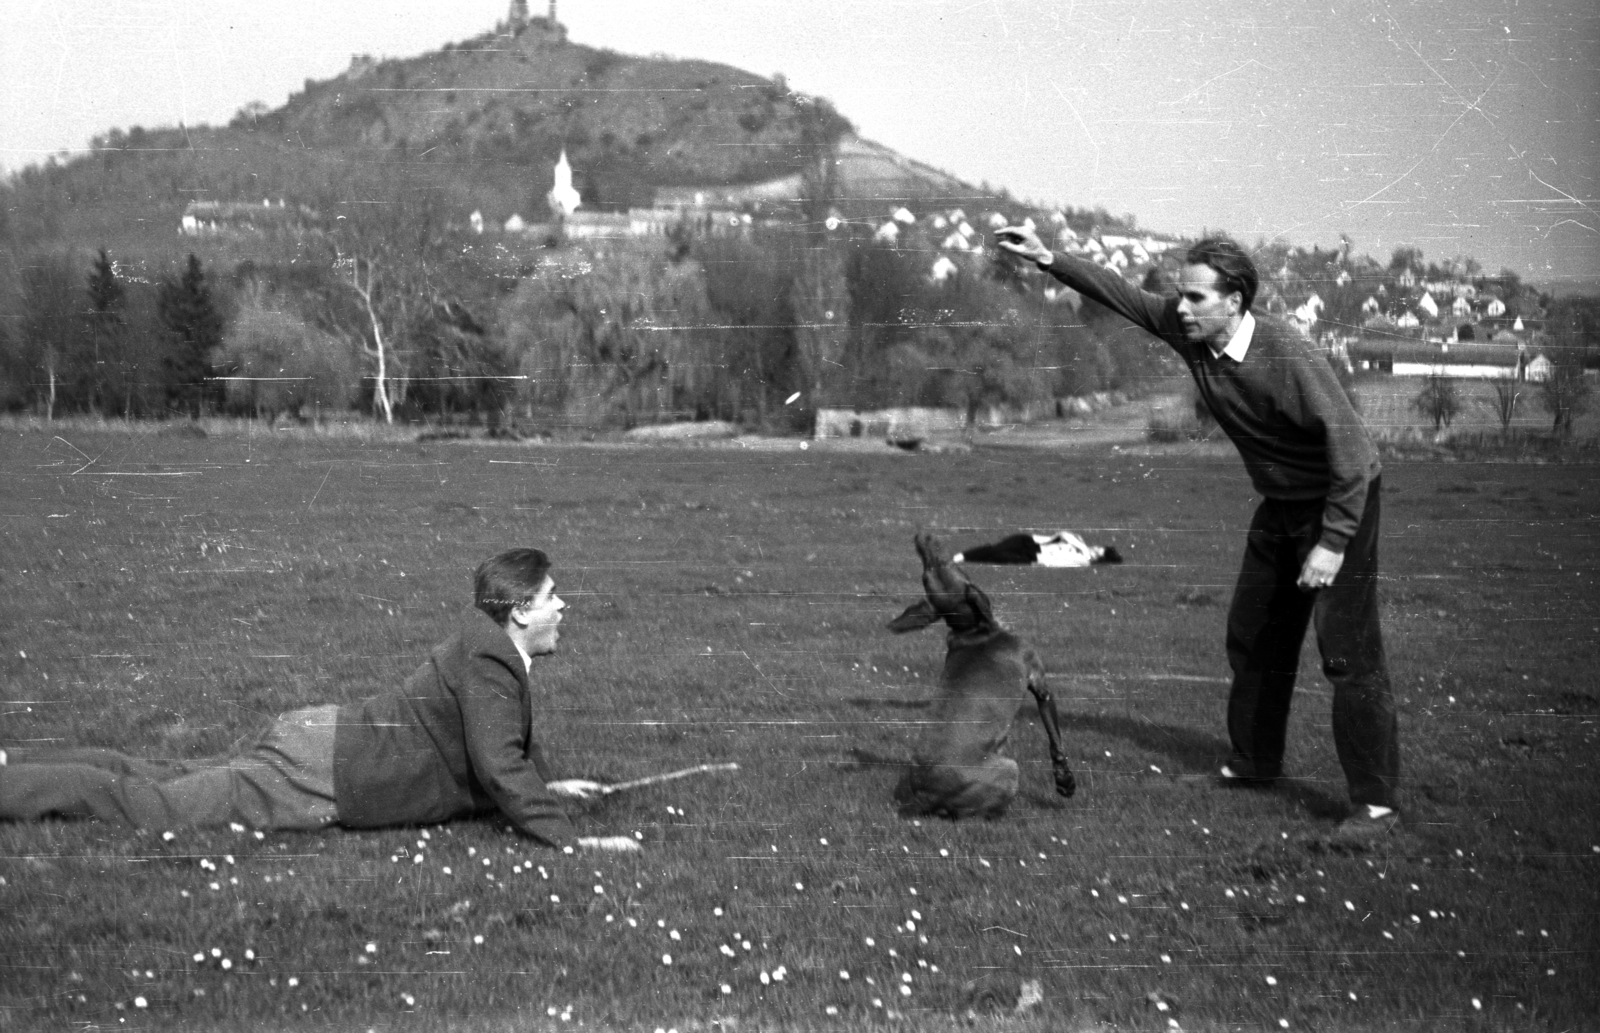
887;532;1077;819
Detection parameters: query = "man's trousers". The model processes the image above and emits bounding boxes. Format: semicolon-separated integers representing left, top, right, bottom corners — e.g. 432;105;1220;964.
0;706;339;830
1224;478;1400;809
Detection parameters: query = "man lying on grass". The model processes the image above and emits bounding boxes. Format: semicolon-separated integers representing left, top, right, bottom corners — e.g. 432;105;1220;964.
0;548;638;853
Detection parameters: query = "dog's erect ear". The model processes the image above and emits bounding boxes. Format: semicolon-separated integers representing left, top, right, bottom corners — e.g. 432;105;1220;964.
888;599;940;633
963;583;998;629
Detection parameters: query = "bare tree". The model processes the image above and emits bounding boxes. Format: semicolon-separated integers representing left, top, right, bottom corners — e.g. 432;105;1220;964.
1412;375;1461;431
1538;351;1592;437
1482;377;1521;433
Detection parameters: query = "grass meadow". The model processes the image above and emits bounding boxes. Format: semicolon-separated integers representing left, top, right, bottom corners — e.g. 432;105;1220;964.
0;427;1596;1032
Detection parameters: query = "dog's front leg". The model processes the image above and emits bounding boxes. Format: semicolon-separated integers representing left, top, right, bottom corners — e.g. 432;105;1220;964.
1026;656;1075;798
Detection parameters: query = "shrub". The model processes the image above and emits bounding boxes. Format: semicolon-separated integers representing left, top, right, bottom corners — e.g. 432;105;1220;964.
217;289;359;423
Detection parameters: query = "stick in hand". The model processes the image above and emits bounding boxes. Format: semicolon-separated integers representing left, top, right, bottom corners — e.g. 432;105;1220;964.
546;763;739;802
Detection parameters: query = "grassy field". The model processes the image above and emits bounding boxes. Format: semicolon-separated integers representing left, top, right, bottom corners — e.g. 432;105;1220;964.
0;427;1596;1032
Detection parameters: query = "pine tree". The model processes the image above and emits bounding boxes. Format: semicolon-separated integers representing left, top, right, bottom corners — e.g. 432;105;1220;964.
158;254;225;415
83;249;126;413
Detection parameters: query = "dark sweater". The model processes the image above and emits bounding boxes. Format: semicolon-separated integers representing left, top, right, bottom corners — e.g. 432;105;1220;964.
332;615;577;847
1042;253;1380;549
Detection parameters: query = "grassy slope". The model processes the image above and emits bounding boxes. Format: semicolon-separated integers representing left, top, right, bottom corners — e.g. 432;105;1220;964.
0;430;1595;1031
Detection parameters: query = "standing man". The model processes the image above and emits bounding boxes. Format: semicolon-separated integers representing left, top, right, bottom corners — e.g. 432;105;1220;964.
997;227;1400;842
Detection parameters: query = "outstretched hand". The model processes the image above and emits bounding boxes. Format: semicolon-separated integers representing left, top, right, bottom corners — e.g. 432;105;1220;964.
995;225;1052;265
546;779;607;802
576;835;642;853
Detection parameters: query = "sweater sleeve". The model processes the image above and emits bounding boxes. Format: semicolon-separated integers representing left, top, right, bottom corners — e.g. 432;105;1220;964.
1288;348;1375;550
456;648;577;848
1040;252;1184;348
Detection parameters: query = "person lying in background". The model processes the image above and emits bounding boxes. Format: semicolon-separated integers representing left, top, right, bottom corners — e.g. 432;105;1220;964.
0;548;637;853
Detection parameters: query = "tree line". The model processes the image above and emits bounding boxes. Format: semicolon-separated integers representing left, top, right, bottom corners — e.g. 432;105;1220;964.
0;217;1168;430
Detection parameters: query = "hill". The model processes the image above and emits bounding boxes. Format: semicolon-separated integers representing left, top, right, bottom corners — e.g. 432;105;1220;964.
0;15;1045;260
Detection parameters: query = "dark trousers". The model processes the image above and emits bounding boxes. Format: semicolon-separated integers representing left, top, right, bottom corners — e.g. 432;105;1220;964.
1224;478;1399;809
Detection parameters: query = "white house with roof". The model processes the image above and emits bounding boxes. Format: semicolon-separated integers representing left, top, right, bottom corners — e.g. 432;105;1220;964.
1484;296;1506;317
929;256;958;283
1416;292;1439;319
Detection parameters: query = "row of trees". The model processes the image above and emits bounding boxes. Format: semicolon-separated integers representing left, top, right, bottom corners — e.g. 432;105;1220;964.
1412;358;1593;436
0;214;1164;429
1;250;224;419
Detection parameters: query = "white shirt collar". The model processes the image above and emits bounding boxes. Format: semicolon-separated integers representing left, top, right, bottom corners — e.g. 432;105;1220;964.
1210;311;1255;361
512;640;533;674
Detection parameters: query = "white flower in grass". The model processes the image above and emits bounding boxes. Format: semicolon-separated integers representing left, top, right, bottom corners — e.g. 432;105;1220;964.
548;1007;559;1017
401;993;415;1007
365;942;377;954
1279;1021;1289;1029
900;985;912;997
627;918;638;928
794;882;804;891
1265;975;1277;986
873;998;883;1008
221;958;233;970
442;867;452;875
661;954;672;966
229;822;245;833
1472;998;1482;1010
669;929;680;942
1160;954;1172;964
819;838;828;846
594;885;604;895
825;1006;839;1016
134;997;147;1009
1344;900;1355;911
287;977;299;988
1348;992;1358;1001
713;907;723;917
473;935;484;945
162;831;176;842
839;970;849;980
720;944;735;957
773;966;786;981
550;895;560;903
760;971;771;986
864;937;875;947
211;948;222;958
720;984;732;995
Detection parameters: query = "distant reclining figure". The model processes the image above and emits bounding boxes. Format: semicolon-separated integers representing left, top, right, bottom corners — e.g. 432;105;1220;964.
953;530;1122;568
888;532;1077;819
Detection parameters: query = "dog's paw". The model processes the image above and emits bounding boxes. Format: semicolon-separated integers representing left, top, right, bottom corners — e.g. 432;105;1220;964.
1053;764;1077;798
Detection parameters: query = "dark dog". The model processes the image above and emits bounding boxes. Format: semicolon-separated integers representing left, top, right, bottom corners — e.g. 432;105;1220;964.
887;532;1076;819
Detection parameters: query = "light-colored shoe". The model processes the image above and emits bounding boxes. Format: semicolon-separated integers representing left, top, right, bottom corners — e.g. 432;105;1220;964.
1319;805;1406;852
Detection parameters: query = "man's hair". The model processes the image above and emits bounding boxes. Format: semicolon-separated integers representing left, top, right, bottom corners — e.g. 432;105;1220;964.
1185;236;1258;313
474;548;552;626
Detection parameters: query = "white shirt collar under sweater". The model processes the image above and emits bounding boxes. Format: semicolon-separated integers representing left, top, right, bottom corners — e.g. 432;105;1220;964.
513;641;533;674
1209;311;1255;362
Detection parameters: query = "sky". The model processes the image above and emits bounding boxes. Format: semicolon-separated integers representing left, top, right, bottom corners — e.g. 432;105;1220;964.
3;0;1597;288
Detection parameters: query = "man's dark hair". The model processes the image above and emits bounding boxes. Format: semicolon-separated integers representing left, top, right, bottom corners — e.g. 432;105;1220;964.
474;549;552;625
1185;236;1259;313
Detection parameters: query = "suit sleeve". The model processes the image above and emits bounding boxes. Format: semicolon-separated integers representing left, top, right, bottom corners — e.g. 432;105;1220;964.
456;650;577;848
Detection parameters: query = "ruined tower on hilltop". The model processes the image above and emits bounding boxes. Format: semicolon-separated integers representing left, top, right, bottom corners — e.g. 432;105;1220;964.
507;0;529;29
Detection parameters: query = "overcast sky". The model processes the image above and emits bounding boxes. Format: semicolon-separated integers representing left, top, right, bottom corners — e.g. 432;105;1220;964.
3;0;1596;286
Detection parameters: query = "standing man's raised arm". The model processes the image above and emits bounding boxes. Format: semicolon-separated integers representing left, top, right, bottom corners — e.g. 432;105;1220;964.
996;225;1176;343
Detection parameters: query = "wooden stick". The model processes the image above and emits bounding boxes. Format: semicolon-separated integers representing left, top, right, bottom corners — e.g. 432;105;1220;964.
599;762;740;796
